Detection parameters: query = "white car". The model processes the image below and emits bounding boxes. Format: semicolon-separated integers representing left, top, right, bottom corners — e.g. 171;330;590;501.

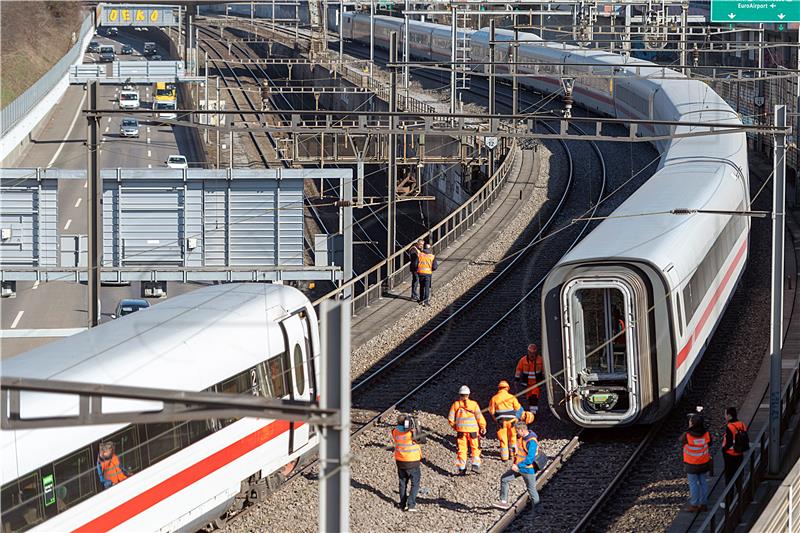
166;155;188;169
118;90;139;110
154;100;177;119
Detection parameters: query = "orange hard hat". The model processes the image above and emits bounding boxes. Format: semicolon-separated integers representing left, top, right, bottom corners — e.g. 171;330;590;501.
528;344;538;354
498;380;510;390
520;411;535;424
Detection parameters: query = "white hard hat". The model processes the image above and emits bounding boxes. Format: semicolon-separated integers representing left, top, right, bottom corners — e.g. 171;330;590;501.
459;385;470;395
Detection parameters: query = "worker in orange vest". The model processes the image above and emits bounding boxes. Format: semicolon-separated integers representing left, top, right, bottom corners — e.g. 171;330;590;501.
488;380;522;461
721;407;748;483
515;344;544;415
415;245;438;307
679;412;712;513
448;385;487;474
392;413;425;512
96;441;129;489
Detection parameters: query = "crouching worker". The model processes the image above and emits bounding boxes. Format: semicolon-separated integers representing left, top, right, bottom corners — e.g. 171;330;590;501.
494;421;540;512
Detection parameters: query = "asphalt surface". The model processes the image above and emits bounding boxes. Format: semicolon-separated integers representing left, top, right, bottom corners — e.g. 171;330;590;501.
1;28;204;359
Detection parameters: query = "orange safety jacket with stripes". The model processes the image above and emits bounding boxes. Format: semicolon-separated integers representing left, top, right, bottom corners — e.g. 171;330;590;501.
97;454;128;487
448;399;487;434
489;389;522;422
417;252;435;275
683;432;711;465
515;355;544;393
392;427;422;463
723;421;747;456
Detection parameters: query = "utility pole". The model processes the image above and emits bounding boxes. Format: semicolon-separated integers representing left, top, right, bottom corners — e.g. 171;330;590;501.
339;0;344;63
488;20;496;179
680;1;688;75
318;299;351;533
512;27;519;119
404;0;410;104
450;6;457;117
86;82;101;328
387;32;398;285
769;104;787;475
216;77;221;169
370;0;374;79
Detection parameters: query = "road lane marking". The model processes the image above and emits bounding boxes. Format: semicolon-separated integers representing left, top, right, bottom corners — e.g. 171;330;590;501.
47;90;87;168
107;117;112;123
147;137;151;144
147;127;151;133
104;125;109;133
74;197;82;208
10;311;24;329
148;164;152;168
32;280;40;290
84;180;88;188
0;328;87;339
147;149;151;157
64;219;72;230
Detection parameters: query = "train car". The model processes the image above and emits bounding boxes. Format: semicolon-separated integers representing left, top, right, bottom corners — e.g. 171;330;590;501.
345;17;749;428
1;283;320;532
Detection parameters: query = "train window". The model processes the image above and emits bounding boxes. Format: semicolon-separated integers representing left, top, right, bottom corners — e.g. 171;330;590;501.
1;472;44;532
108;426;141;476
294;344;305;396
143;423;183;465
53;449;96;511
268;352;292;398
218;371;253;395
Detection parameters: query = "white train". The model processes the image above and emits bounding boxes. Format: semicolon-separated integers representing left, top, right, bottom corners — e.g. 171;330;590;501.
343;14;749;427
1;283;319;532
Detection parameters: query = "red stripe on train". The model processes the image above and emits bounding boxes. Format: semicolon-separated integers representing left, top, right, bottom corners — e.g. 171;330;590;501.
676;238;747;369
73;420;293;533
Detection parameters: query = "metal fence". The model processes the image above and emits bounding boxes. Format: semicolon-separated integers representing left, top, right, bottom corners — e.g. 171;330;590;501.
312;138;519;315
1;16;92;137
752;451;800;532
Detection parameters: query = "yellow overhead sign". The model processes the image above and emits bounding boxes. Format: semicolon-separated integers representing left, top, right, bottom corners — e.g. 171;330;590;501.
100;4;177;27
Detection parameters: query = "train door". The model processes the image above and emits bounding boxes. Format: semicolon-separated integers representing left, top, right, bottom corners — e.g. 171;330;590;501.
280;314;311;451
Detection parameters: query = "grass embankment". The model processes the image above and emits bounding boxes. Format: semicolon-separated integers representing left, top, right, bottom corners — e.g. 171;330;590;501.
1;1;85;106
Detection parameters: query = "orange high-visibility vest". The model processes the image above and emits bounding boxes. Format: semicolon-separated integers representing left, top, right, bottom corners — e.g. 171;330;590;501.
448;399;486;433
392;427;422;462
515;355;544;389
724;421;747;456
683;432;711;465
99;454;128;485
417;252;435;275
515;432;538;465
489;389;522;422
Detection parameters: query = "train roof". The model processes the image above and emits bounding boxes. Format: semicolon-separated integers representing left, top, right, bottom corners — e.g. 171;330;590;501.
1;283;310;481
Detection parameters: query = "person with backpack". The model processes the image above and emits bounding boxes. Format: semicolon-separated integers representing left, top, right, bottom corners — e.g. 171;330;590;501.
722;407;749;483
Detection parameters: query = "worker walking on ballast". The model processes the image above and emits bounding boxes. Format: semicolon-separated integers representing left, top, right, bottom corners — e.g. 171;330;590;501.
494;421;541;512
448;385;487;474
391;413;426;512
488;380;522;461
515;344;545;415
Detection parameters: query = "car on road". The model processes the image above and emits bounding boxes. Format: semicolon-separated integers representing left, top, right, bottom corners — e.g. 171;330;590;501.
143;42;157;55
99;44;115;62
119;118;140;137
154;100;177;120
151;53;163;61
112;298;150;319
166;155;188;169
118;89;140;109
106;26;119;36
120;44;134;55
87;41;101;53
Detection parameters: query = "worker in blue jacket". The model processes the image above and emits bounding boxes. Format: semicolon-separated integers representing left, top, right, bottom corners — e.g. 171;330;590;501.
494;421;541;512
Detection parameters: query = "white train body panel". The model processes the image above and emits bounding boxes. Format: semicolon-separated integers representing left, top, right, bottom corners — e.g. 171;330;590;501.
1;284;320;531
344;14;749;426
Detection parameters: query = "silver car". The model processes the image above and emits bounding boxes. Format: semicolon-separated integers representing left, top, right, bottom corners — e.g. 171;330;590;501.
119;118;140;138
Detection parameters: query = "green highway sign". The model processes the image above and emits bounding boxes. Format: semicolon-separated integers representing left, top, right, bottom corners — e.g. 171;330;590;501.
711;0;800;23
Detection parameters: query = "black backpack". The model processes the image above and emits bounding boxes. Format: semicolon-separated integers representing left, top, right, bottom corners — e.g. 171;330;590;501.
732;425;750;453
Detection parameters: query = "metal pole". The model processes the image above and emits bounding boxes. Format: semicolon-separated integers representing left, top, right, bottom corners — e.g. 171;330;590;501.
796;28;800;207
318;299;351;533
680;1;688;75
86;82;101;329
341;170;353;300
488;20;496;179
229;129;234;169
339;1;343;62
623;5;631;58
216;77;220;169
512;27;519;119
370;0;374;79
769;105;787;475
404;0;410;103
450;6;457;116
387;32;398;285
204;58;209;143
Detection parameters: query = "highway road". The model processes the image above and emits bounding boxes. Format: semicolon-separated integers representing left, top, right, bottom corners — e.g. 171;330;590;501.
1;28;205;359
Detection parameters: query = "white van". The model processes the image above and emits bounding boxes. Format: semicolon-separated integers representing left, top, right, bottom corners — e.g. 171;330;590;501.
118;90;140;110
154;100;177;119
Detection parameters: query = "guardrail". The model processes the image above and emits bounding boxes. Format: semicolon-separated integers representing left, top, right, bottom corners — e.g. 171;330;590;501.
752;449;800;532
1;16;92;137
695;350;800;531
312;138;519;314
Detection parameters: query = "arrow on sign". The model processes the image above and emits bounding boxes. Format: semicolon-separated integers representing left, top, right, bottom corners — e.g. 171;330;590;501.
778;12;786;18
728;12;736;18
770;3;776;7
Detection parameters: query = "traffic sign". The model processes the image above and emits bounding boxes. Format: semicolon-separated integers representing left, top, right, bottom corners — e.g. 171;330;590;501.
484;137;498;150
711;0;800;23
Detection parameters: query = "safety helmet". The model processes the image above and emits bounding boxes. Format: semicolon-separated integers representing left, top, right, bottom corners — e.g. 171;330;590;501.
498;380;510;390
520;411;535;424
528;343;538;354
458;385;470;395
